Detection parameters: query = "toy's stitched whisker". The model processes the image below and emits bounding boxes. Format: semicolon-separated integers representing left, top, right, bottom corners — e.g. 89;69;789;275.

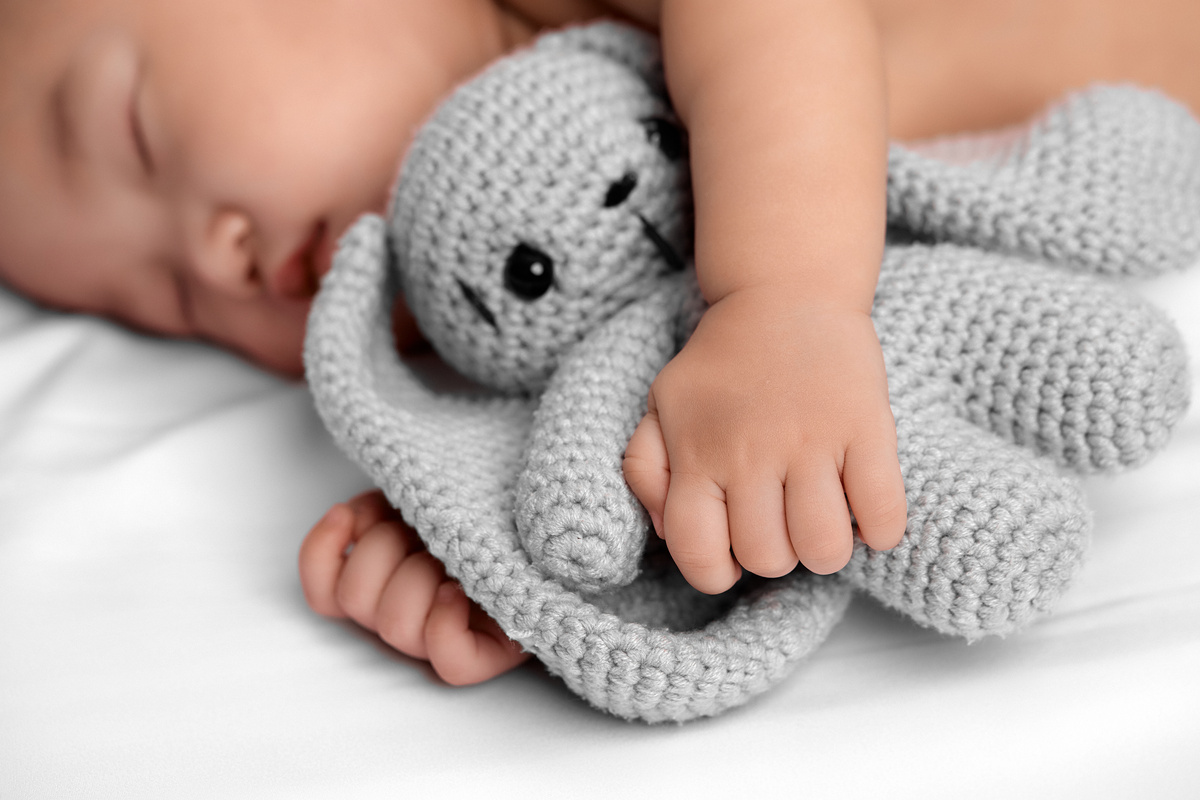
456;277;499;331
638;214;685;272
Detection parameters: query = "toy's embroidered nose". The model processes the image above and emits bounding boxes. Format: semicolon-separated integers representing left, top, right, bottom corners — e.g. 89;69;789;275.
638;214;686;272
456;278;499;330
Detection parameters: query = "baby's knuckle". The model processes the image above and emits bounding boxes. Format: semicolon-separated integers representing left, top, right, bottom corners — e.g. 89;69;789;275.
857;493;909;532
301;582;341;619
334;579;375;625
671;552;736;594
376;607;422;656
432;656;478;687
668;544;716;576
621;452;663;479
669;470;727;502
738;550;798;579
794;536;852;575
653;365;720;410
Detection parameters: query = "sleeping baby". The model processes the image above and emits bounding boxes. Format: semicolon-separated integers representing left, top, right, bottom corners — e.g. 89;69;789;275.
1;0;1198;687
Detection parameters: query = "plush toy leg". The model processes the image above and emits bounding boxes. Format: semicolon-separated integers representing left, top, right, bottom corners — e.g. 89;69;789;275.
515;282;684;594
875;244;1191;473
888;85;1200;277
841;386;1090;641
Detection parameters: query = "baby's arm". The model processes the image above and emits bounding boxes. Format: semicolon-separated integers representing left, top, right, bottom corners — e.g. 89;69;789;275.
620;0;907;591
299;490;529;685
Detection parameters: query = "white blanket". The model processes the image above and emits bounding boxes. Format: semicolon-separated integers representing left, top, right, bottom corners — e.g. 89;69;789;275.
2;264;1198;798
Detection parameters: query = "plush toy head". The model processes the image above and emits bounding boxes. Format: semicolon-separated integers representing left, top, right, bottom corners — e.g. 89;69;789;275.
391;26;692;394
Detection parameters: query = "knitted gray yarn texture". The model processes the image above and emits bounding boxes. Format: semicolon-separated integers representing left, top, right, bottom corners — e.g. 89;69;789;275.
305;23;1195;723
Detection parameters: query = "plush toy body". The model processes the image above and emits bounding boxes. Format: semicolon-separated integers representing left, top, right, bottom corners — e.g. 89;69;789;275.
306;24;1196;722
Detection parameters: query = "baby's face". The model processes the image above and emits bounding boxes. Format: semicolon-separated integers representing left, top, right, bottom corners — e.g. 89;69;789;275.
0;0;517;375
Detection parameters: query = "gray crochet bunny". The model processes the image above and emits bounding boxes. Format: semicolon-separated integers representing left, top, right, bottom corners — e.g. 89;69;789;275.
305;23;1196;722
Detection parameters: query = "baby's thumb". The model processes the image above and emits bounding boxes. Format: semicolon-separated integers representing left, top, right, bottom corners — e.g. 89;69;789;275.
623;407;670;538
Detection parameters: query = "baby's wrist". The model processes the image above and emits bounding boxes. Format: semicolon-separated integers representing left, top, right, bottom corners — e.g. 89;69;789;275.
696;239;883;315
704;281;874;319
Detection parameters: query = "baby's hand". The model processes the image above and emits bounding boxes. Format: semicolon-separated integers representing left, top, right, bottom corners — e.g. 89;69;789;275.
623;288;907;593
299;490;529;685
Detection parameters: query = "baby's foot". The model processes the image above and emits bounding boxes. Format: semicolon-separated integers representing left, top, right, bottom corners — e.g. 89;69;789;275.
299;490;529;685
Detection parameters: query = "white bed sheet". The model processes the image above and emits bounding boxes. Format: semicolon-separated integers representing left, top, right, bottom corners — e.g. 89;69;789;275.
1;263;1198;799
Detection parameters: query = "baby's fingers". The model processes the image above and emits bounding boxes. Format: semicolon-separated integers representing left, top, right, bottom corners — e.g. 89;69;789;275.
299;490;398;617
727;479;797;578
425;582;531;686
623;408;670;537
785;462;854;575
373;549;446;660
843;438;908;552
336;519;420;631
299;503;357;618
663;472;741;594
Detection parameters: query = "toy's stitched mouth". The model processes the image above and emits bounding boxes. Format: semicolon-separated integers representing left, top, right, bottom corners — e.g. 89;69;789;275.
457;278;499;331
637;214;686;272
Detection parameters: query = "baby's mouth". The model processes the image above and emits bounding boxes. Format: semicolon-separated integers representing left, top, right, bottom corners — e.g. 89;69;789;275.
271;221;329;300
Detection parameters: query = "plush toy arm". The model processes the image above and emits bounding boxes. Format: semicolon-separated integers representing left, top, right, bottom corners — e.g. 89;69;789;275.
875;244;1191;473
842;380;1091;641
888;86;1200;277
514;281;685;595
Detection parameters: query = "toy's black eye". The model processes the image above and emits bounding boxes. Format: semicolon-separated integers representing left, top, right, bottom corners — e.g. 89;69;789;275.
640;116;687;161
504;242;555;300
604;172;638;207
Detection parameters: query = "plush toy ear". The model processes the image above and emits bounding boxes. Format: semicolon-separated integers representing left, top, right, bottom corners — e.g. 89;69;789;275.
888;86;1200;277
534;21;666;96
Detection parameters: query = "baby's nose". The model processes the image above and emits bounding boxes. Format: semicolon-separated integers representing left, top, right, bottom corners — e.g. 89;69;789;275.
189;209;260;299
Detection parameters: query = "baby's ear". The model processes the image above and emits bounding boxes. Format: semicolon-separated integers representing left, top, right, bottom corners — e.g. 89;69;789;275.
535;21;665;95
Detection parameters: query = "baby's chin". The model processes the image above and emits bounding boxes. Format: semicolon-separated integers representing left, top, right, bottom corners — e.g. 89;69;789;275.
164;287;424;381
193;314;309;380
190;331;302;379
